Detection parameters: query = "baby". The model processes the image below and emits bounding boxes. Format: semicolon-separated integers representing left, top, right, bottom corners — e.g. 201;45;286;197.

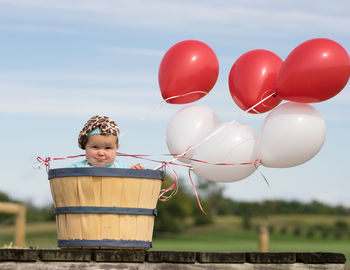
69;115;143;169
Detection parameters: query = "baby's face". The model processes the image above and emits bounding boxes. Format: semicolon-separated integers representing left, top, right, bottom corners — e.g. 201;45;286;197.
85;134;118;167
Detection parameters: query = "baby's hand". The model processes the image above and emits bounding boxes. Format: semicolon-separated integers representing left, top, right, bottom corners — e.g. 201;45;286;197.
131;163;144;169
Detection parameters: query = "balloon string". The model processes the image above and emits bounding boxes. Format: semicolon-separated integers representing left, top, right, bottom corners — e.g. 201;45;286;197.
36;150;261;170
254;160;276;214
163;91;210;103
153;146;192;170
234;91;276;119
120;91;210;137
34;154;86;172
158;164;179;201
155;92;277;167
122;151;261;167
188;168;207;215
254;159;269;187
155;148;206;213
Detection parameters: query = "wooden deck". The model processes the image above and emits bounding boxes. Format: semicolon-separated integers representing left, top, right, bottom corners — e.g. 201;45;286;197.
0;249;346;269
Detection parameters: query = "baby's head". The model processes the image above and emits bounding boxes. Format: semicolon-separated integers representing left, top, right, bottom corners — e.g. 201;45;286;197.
78;115;119;167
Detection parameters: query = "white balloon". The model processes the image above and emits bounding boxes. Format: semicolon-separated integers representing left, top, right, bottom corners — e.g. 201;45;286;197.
191;121;258;182
259;102;326;168
167;104;221;163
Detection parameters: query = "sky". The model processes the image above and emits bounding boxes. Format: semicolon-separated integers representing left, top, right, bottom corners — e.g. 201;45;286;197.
0;0;349;208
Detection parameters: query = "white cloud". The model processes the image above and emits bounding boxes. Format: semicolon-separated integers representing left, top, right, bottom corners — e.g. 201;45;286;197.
0;81;174;120
0;69;155;85
102;46;164;58
0;23;75;33
0;0;349;36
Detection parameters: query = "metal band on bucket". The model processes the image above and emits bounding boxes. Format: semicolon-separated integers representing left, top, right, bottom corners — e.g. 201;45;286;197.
57;239;152;248
48;167;163;180
54;206;157;216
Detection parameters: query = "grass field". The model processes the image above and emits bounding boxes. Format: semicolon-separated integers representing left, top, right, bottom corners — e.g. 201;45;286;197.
153;231;350;257
154;215;350;261
0;215;349;262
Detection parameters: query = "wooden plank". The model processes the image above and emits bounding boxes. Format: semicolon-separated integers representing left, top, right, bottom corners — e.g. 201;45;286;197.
61;177;79;206
101;177;115;240
49;180;58;206
61;177;82;240
136;179;158;241
51;179;63;207
0;202;21;214
57;215;66;240
119;177;141;240
14;205;26;248
92;176;102;240
77;176;96;240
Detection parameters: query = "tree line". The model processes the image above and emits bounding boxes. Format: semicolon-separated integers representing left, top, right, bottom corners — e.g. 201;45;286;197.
154;175;350;233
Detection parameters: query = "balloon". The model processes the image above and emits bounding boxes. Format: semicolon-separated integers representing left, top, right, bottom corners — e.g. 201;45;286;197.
229;49;283;113
259;102;326;168
191;121;258;182
159;40;219;104
167;105;221;163
275;38;350;103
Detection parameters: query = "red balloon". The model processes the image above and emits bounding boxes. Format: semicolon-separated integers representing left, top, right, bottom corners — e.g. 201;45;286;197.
275;38;350;103
228;49;283;114
159;40;219;104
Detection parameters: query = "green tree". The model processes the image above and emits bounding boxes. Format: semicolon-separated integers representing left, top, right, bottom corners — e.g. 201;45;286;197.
26;203;55;223
193;201;214;226
293;226;302;237
154;174;193;234
0;191;18;224
333;220;348;239
195;177;224;216
280;226;288;235
242;214;252;230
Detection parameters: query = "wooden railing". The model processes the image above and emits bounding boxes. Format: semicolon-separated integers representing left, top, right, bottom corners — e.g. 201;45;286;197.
0;202;26;247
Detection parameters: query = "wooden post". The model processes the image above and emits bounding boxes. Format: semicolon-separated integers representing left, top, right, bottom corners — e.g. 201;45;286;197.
15;205;26;248
0;202;26;248
258;226;269;252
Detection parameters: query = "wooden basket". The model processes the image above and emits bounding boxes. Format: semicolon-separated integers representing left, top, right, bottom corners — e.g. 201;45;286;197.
48;167;163;249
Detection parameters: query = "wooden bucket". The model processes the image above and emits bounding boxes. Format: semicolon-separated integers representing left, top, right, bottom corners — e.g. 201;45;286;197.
48;167;163;249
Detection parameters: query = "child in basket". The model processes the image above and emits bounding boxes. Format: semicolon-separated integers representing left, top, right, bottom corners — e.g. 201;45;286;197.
69;115;143;169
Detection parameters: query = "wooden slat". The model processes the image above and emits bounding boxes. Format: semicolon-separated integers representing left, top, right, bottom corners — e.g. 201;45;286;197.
62;177;82;240
119;177;141;240
0;202;21;214
78;176;98;240
101;177;123;240
92;176;102;240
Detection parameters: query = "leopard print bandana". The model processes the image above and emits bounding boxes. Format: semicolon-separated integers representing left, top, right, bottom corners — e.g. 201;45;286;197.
78;115;119;149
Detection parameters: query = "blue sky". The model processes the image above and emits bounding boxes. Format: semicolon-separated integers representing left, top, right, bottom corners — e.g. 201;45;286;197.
0;0;349;207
